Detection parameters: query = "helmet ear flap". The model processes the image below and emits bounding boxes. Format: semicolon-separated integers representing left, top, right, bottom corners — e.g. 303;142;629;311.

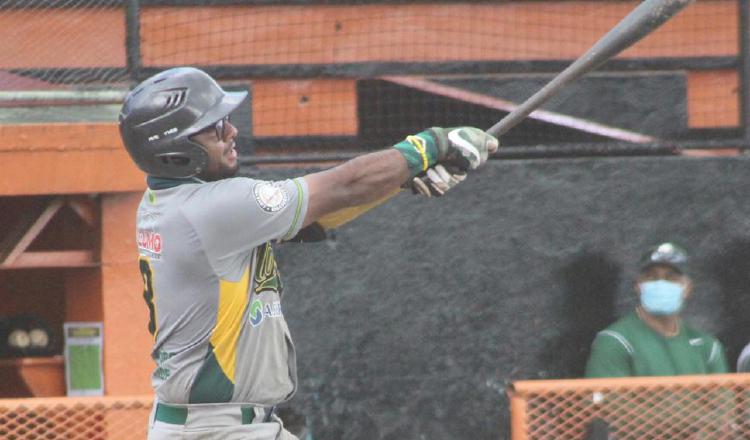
150;137;209;178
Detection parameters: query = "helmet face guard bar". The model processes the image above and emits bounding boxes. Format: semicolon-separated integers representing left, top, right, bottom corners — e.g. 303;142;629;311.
119;67;247;178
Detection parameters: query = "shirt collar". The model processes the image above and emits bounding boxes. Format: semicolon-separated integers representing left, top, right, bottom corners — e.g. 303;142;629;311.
146;175;204;190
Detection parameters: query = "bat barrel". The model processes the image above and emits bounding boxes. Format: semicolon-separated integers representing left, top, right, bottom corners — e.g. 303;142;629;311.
487;0;694;138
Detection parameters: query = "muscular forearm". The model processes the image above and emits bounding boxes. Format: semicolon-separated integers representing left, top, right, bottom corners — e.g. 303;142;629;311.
302;149;409;226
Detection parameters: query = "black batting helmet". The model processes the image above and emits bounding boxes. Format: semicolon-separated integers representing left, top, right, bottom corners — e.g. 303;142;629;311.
119;67;247;178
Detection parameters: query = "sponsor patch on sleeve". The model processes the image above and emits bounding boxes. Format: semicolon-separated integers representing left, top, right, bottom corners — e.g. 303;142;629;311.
253;182;290;213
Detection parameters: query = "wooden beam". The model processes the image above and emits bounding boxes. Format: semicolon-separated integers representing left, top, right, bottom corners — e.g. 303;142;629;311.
0;123;146;196
0;250;96;269
383;76;655;144
66;197;97;228
0;197;64;266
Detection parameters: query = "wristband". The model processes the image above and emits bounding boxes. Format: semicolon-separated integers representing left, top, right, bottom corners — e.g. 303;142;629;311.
392;131;439;178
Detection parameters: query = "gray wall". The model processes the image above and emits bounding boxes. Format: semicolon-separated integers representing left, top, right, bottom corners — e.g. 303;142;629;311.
258;155;750;439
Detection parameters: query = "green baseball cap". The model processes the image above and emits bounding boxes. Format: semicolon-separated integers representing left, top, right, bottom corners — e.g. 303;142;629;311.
639;242;689;275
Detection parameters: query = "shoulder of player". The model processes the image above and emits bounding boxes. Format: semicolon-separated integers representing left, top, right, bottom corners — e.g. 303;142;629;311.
591;312;642;353
679;321;722;347
172;177;254;200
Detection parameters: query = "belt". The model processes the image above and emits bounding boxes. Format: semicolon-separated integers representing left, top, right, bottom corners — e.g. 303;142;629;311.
154;402;276;425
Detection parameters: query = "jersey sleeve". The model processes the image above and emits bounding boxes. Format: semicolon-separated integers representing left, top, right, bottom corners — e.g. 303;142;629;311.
584;330;633;378
181;177;308;276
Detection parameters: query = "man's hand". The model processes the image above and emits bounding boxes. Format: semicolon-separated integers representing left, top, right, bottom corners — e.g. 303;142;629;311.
393;127;499;179
410;164;466;197
430;127;499;171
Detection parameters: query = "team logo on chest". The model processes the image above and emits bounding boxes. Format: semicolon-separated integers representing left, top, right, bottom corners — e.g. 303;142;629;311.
254;243;281;294
249;300;283;327
249;243;283;327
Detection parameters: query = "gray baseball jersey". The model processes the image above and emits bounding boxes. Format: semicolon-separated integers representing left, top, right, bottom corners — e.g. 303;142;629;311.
136;175;309;405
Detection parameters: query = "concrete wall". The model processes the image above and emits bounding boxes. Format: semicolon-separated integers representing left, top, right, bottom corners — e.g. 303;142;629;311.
261;155;750;439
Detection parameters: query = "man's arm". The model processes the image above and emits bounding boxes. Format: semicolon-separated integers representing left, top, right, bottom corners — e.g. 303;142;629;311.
302;127;498;228
302;149;409;228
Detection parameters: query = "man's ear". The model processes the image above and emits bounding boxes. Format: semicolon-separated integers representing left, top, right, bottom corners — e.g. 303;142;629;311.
682;277;694;300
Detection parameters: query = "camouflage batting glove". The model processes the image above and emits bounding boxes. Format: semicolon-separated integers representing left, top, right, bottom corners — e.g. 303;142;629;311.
410;164;466;198
393;127;499;178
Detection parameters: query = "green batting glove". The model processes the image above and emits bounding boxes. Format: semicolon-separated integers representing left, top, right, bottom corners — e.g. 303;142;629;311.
393;127;499;178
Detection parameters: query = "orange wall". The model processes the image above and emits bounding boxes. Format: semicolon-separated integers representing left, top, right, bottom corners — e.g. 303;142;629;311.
100;192;152;395
688;69;740;128
253;79;358;137
0;8;125;69
139;1;737;66
0;123;145;196
0;1;735;70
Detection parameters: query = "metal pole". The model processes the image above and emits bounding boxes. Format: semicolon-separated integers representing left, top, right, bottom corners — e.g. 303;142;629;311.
125;0;142;83
740;0;750;148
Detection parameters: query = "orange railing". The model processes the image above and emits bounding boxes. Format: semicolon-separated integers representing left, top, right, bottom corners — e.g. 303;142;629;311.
508;373;750;440
0;395;152;440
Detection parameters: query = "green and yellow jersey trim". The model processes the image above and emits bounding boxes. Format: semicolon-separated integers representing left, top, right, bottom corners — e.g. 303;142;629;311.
210;266;250;381
189;266;250;403
282;178;305;240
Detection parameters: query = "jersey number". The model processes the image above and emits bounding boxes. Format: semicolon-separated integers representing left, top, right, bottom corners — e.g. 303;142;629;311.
139;257;157;337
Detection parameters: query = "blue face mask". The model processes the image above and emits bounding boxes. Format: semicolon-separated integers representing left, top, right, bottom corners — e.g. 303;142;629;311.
639;280;684;315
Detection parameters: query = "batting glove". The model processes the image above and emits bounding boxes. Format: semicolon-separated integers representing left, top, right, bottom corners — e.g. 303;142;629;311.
410;164;466;197
393;126;499;178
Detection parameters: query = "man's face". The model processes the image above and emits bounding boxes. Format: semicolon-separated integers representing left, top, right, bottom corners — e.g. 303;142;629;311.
635;263;693;314
190;116;240;181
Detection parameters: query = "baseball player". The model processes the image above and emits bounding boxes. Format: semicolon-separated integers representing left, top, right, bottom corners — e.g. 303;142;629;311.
118;67;498;440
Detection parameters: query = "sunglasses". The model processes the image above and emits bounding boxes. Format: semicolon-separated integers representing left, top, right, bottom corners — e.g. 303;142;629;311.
197;115;231;140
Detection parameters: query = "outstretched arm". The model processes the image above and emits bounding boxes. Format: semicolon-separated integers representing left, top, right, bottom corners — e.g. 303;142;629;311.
301;127;498;228
303;149;408;228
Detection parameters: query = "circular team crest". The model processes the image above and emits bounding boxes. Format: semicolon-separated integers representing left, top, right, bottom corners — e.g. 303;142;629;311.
253;182;290;213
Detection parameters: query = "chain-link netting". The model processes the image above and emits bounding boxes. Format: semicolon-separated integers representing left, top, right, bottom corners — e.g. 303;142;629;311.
509;373;750;440
0;0;130;89
0;395;152;440
0;0;745;154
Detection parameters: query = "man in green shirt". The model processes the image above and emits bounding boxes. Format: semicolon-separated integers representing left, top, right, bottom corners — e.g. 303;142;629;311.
585;242;729;378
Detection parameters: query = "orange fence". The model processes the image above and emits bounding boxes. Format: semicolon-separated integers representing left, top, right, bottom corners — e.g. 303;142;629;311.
508;373;750;440
0;395;152;440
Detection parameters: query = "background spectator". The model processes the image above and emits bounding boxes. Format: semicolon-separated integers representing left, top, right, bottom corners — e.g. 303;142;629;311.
585;243;728;377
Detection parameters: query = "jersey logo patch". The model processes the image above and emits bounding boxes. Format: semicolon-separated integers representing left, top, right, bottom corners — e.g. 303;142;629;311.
249;300;283;327
253;182;289;213
137;229;163;256
254;243;281;294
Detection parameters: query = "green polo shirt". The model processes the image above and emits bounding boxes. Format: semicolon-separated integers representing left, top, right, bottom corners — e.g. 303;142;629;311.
585;311;728;378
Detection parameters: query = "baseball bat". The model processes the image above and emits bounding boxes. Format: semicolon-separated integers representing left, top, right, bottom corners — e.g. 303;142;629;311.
318;0;695;227
487;0;695;138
